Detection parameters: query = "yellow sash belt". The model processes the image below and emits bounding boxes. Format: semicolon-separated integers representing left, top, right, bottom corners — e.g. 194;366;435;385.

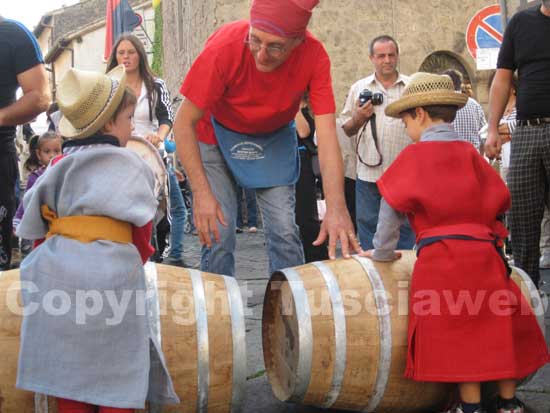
41;205;132;244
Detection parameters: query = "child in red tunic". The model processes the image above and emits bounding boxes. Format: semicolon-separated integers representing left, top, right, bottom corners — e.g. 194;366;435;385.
362;73;548;413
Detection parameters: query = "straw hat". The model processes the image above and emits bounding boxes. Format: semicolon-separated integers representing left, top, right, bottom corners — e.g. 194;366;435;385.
57;65;127;139
385;72;468;118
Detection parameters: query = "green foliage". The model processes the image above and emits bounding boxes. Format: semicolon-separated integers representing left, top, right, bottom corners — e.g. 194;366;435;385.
151;4;163;77
246;369;266;380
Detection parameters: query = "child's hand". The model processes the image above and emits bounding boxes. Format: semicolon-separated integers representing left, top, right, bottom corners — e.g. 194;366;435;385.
359;249;374;258
174;170;185;182
500;134;512;144
359;249;402;261
498;123;512;144
146;134;162;148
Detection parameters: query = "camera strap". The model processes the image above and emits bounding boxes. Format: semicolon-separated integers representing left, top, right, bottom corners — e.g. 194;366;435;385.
356;114;383;168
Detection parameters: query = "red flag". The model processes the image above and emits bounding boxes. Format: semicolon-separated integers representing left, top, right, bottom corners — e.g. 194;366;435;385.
104;0;143;61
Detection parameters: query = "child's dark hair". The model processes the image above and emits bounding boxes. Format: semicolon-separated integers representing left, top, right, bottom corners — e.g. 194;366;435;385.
109;88;137;124
403;105;458;123
442;69;463;92
487;70;519;95
24;132;62;172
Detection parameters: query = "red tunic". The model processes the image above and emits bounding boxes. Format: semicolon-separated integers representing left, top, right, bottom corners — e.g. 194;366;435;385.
180;20;336;145
378;140;549;382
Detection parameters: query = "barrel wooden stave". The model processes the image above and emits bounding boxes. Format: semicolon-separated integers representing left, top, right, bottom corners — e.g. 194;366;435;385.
203;272;234;412
153;265;200;413
262;273;299;401
330;258;382;410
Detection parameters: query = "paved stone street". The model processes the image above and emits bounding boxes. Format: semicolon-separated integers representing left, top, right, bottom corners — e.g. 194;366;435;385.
182;229;550;413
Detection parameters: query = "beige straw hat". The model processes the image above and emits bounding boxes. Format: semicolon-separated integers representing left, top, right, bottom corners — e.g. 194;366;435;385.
57;65;127;139
385;72;468;118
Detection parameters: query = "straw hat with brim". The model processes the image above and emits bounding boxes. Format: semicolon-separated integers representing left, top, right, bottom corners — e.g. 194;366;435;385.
385;72;468;118
58;65;127;139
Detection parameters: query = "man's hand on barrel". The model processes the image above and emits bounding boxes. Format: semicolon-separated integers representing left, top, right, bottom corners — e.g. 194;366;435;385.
193;189;227;247
313;205;362;260
359;249;402;261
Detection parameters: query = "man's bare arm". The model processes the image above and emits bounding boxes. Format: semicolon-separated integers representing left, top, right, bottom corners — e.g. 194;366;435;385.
173;98;226;246
314;113;362;258
488;69;513;131
0;64;50;126
485;69;513;158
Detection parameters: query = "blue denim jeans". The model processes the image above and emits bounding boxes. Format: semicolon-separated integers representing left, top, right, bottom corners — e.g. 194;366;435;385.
236;186;258;228
167;168;187;260
355;178;415;250
199;142;304;277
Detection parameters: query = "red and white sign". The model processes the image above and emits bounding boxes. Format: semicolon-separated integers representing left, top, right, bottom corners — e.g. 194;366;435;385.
466;4;504;59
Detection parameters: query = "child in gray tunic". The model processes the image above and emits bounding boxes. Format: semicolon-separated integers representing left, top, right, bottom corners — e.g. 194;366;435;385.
16;66;180;412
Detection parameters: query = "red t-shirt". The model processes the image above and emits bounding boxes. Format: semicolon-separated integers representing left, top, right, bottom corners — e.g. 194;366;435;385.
180;20;336;145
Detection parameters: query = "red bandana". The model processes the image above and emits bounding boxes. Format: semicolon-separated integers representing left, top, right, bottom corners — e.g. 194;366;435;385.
249;0;319;38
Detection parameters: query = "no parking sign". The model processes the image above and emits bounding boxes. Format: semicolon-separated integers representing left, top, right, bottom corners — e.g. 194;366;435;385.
466;4;505;65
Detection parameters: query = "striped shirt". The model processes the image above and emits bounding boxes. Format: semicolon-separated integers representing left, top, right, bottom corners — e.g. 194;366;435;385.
340;73;410;182
452;97;487;149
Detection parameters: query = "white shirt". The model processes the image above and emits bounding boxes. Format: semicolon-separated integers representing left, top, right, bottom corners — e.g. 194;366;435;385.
340;73;410;182
452;96;487;149
133;82;159;138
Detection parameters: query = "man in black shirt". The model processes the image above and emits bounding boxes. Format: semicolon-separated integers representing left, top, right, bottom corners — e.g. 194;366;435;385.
0;16;50;270
486;1;550;289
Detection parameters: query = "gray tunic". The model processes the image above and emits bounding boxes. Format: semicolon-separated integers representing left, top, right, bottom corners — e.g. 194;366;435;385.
15;146;180;409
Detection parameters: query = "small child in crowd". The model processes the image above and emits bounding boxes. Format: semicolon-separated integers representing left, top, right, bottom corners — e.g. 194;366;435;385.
15;66;179;412
12;132;62;232
362;73;549;413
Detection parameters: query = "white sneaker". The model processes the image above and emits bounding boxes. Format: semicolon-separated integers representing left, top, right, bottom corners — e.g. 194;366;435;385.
441;404;486;413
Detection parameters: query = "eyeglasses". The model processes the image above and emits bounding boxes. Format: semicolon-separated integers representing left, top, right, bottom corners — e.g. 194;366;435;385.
244;35;286;58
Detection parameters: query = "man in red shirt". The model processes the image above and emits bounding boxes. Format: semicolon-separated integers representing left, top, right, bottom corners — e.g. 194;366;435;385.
174;0;360;276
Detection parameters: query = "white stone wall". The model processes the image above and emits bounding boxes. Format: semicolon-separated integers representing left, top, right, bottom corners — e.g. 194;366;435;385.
43;4;154;94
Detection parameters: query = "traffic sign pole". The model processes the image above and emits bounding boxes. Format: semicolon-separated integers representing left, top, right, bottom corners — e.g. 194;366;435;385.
499;0;508;31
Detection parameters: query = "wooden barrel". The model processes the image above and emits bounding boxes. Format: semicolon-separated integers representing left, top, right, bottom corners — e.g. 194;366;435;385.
0;263;246;413
262;251;546;412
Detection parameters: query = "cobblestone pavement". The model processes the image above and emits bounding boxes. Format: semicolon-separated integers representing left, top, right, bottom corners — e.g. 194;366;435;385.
182;229;550;413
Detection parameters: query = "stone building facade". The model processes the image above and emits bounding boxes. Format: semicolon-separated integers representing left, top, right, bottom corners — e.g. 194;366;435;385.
34;0;154;98
162;0;533;112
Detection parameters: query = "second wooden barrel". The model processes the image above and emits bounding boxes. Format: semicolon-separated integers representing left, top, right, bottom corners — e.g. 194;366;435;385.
262;251;546;412
0;263;246;413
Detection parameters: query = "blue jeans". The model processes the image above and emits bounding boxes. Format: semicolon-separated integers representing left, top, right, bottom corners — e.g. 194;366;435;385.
167;168;187;260
199;142;304;277
236;186;258;228
356;178;415;250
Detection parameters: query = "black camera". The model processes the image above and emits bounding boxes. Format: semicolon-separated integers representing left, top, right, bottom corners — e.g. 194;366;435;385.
358;89;383;106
